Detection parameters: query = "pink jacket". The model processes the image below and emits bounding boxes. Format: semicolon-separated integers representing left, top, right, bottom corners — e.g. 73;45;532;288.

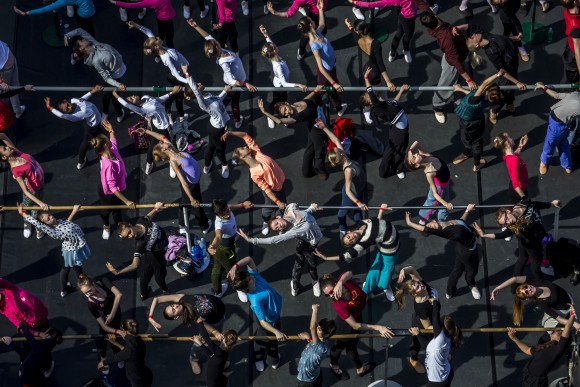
100;138;127;195
216;0;236;24
116;0;175;20
353;0;416;18
0;278;48;332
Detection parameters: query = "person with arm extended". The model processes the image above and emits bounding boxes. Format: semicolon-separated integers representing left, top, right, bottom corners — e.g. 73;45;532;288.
190;324;238;386
492;131;529;203
14;0;96;35
0;83;33;131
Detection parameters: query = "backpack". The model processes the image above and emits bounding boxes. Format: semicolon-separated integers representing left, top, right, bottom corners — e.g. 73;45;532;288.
127;119;153;150
326;117;356;154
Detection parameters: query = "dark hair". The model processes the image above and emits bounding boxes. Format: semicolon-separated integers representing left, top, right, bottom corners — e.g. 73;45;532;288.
44;327;63;345
116;222;133;236
212;199;229;216
492;131;511;151
442;315;462;349
56;99;69;112
222;329;239;350
340;223;363;247
419;12;438;29
533;340;559;353
77;273;96;289
318;318;336;340
71;36;87;60
162;300;199;326
561;0;576;9
297;16;312;34
90;134;111;156
230;270;252;292
274;101;290;116
485;84;501;103
320;273;337;290
122;318;140;335
353;20;371;36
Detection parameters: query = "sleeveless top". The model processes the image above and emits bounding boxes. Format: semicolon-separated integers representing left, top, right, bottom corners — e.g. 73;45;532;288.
343;161;366;196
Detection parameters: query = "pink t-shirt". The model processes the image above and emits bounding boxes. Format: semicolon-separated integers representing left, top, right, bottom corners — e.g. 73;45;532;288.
116;0;175;20
503;153;528;191
11;151;44;192
286;0;328;17
216;0;236;24
100;138;127;195
0;278;48;332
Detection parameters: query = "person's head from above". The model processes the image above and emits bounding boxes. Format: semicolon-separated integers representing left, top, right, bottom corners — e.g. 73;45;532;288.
41;327;63;344
152;143;173;162
273;101;295;117
211;199;231;220
359;92;372;108
492;131;515;152
515;283;538;300
37;211;57;227
495;207;517;227
0;144;15;161
183;83;206;101
77;273;98;296
320;274;343;301
328;148;347;167
163;298;201;326
232;145;253;167
406;150;425;171
353;20;371;37
125;95;144;106
268;216;289;232
221;329;239;351
512;283;540;325
71;36;91;59
122;318;140;335
204;39;222;59
442;314;463;348
230;270;257;294
117;222;138;239
341;225;364;247
316;318;337;341
56;99;76;114
394;279;428;309
561;0;579;10
143;37;163;56
89;134;112;156
419;12;439;29
261;41;279;60
297;16;315;35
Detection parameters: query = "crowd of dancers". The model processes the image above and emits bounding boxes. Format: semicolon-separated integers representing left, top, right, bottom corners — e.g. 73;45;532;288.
1;0;580;385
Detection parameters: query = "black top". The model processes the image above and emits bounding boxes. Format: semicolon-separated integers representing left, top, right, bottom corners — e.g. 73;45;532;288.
290;99;318;128
133;217;168;256
497;0;523;32
414;281;438;322
0;87;25;99
197;322;229;387
429;156;451;184
367;85;405;126
181;294;226;325
430;300;443;337
86;277;120;321
528;279;571;319
8;323;58;385
103;335;153;386
526;337;572;377
423;220;477;251
493;198;550;249
482;33;519;75
468;94;483;104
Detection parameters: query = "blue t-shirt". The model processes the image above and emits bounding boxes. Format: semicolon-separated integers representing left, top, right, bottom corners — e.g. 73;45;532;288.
246;269;282;324
29;0;95;18
310;31;335;71
297;341;329;382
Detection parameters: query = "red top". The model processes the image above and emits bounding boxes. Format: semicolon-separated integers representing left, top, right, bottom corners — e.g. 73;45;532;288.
427;20;469;75
564;8;580;53
0;100;14;131
332;277;367;321
11;151;44;192
0;278;49;332
503;153;528;191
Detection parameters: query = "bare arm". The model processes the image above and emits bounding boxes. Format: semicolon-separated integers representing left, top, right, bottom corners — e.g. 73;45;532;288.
490;276;526;300
310;304;320;345
460;203;476;221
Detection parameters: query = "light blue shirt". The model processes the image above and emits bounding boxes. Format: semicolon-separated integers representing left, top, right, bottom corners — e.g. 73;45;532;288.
310;31;335;71
246;268;282;324
29;0;95;18
297;341;329;382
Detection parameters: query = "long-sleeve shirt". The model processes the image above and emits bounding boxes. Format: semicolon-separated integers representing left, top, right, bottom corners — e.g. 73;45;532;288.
286;0;327;17
186;76;230;128
100;138;127;195
503;153;528;192
117;94;171;130
205;35;246;85
28;0;95;18
103;335;153;386
0;278;48;332
249;203;322;246
339;217;399;262
354;0;416;18
482;33;519;76
0;87;26;130
265;38;296;87
65;28;125;87
23;216;87;251
196;322;230;387
116;0;175;20
242;133;285;193
0;41;11;70
428;20;469;75
550;92;580;123
492;199;550;248
216;0;236;24
49;91;101;127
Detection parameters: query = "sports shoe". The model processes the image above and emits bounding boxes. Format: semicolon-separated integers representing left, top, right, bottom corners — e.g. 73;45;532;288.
138;8;147;19
119;8;128;22
23;223;32;238
403;50;412;63
352;7;364;20
183;5;191;18
214;282;229;298
337;103;348;117
241;1;249;15
313;281;321;297
200;5;209;18
290;280;298;296
261;222;269;236
203;219;213;234
388;50;397;62
15;105;26;119
255;360;265;372
539;162;548;175
491;4;499;12
116;110;125;123
363;109;373;124
518;46;530;62
145;162;154;175
397;171;406;179
501;226;512;241
60;290;68;297
70;54;77;65
235;116;244;129
190;358;201;375
66;5;75;17
36;229;46;240
418;219;426;226
117;361;125;369
453;153;469;165
384;289;395;301
297;49;305;61
271;356;281;370
541;0;551;12
237;290;248;303
77;158;87;170
430;3;439;13
566;168;573;174
203;162;212;174
471;286;481;300
221;165;230;178
298;6;307;15
434;111;446;123
169;165;176;178
263;5;269;14
267;117;275;128
409;358;426;374
445;293;452;300
43;360;55;378
102;226;111;240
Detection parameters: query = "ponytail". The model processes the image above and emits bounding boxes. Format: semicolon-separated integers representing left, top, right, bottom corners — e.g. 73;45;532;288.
443;315;463;349
320;274;337;290
122;318;140;335
394;280;415;310
512;285;527;326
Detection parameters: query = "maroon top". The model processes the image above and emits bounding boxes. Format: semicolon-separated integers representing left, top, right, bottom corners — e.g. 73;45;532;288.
332;277;367;322
428;20;469;75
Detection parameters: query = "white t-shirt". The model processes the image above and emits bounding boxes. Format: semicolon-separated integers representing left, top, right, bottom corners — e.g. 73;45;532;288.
214;212;237;245
425;331;451;382
0;41;10;70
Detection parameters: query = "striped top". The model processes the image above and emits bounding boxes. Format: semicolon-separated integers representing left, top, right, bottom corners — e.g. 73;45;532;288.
339;217;399;262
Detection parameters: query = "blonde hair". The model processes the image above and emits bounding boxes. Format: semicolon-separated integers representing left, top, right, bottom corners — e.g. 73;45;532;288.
143;37;162;56
469;48;484;69
493;132;511;152
513;284;528;326
328;148;346;167
495;208;530;235
394;280;415;310
261;42;277;59
153;144;170;162
204;40;221;58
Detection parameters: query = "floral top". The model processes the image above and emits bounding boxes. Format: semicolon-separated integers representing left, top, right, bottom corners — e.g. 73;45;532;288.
24;215;86;251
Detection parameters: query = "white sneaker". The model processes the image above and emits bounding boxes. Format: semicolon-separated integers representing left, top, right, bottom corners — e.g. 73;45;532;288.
263;5;269;14
337;103;348;117
23;223;32;239
221;165;230;178
490;4;498;13
313;281;321;297
290;280;298;296
70;54;77;65
471;287;481;300
237;290;248;303
501;226;512;242
397;171;406;179
179;226;188;235
267;117;275;128
36;230;46;240
298;6;307;15
60;291;67;297
430;3;439;13
388;50;397;62
363;109;373;124
145;162;154;175
271;356;281;370
215;282;228;298
138;8;147;19
77;158;87;170
541;265;555;277
102;226;111;240
352;7;365;20
261;222;269;236
119;8;128;22
445;293;452;300
203;162;212;174
235;116;244;129
203;219;213;234
117;361;125;369
297;49;305;61
384;289;395;301
43;360;55;378
15;105;26;119
403;50;412;63
116;110;125;123
255;360;265;372
67;5;74;17
434;111;446;124
241;1;249;15
200;5;209;18
183;5;191;18
101;364;110;375
169;165;176;178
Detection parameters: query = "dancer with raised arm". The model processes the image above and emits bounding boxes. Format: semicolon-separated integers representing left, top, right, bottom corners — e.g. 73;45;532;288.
492;131;529;203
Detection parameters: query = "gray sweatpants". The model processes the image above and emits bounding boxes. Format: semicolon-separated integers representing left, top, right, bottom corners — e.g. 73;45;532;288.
433;54;459;112
0;58;22;114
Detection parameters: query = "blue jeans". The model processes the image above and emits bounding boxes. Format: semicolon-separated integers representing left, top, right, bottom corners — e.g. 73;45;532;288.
363;251;398;293
418;184;450;222
541;116;572;170
337;185;365;232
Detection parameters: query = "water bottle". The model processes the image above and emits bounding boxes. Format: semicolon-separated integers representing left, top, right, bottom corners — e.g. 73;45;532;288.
547;27;554;44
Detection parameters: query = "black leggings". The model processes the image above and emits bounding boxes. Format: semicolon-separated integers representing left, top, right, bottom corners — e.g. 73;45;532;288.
254;319;280;363
184;0;205;11
563;45;580;84
513;239;544;280
491;73;517;113
165;74;185;118
330;317;363;369
139;253;169;295
379;125;409;178
96;312;122;360
302;125;327;177
409;313;433;360
147;127;169;164
459;117;484;167
217;21;239;54
261;181;287;222
60;265;83;293
102;83;124;116
446;247;479;296
204;126;227;168
79;121;107;164
98;183;125;227
157;18;174;48
391;14;416;52
178;179;210;229
223;90;240;122
291;239;319;288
